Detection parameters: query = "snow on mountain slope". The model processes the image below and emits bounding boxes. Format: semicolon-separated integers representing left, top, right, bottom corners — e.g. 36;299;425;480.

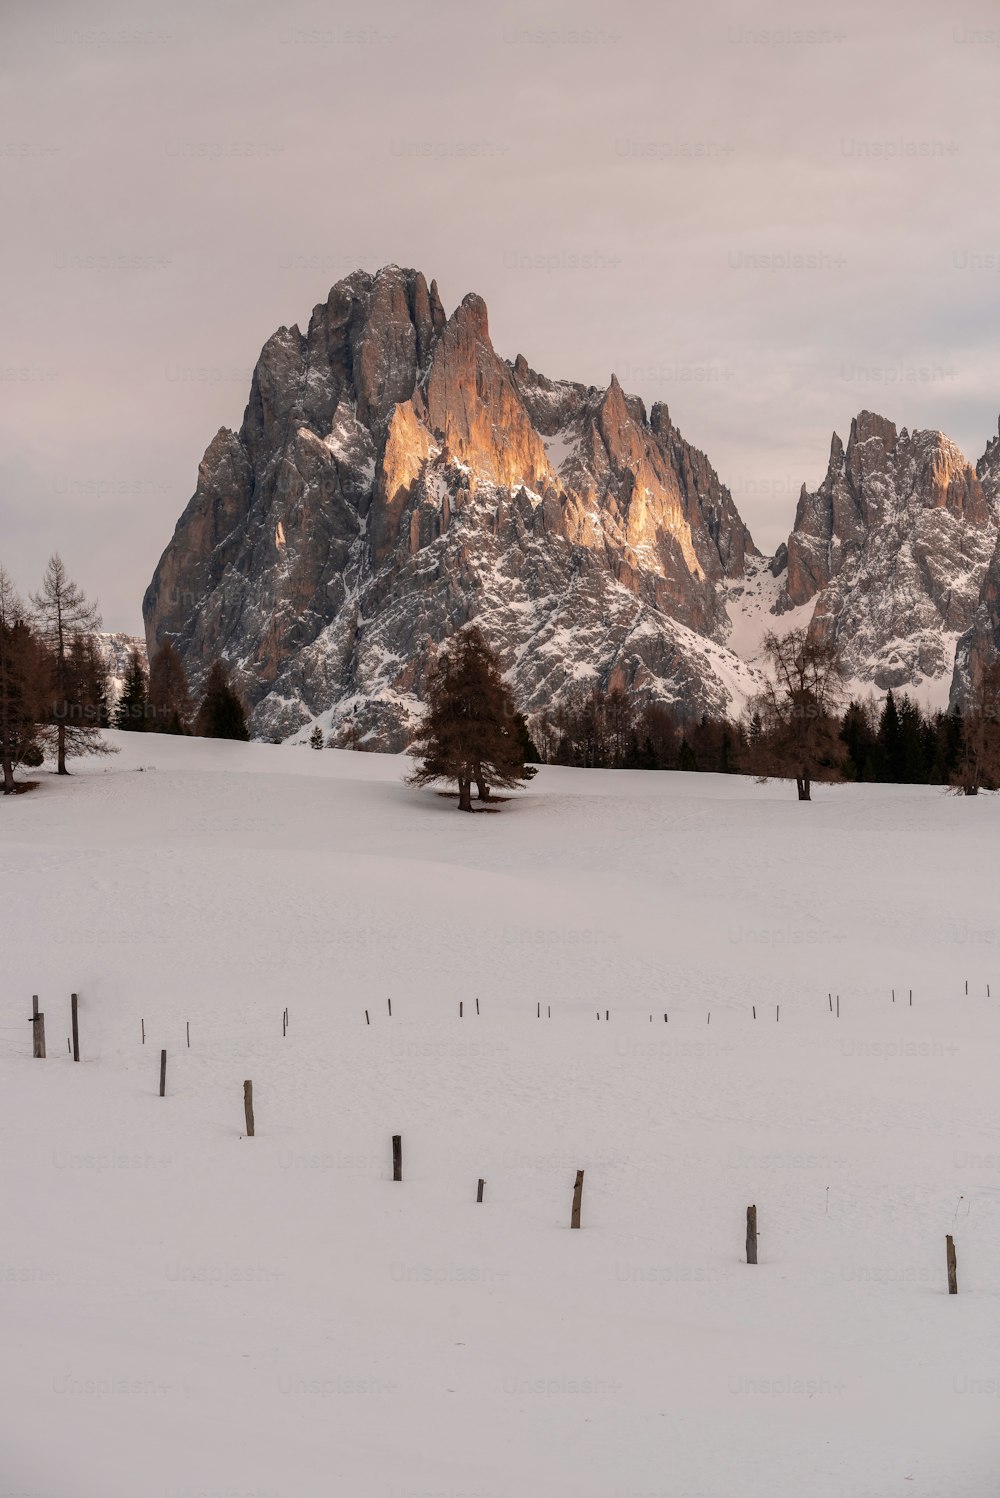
775;413;999;703
2;734;999;1498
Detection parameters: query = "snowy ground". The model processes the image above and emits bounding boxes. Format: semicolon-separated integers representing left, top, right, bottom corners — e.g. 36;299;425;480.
2;734;999;1498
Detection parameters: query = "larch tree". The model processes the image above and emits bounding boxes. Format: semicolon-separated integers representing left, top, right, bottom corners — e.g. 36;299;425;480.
194;659;251;741
0;568;44;794
954;660;1000;795
755;627;846;800
147;639;192;734
30;554;106;773
407;626;537;812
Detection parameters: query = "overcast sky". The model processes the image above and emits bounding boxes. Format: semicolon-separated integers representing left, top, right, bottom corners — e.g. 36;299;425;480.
2;0;999;632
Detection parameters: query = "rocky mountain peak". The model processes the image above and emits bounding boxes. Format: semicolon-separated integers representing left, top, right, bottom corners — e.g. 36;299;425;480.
779;410;997;697
144;266;764;743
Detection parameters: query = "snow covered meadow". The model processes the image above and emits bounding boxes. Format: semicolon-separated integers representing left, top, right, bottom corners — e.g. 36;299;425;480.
2;735;999;1497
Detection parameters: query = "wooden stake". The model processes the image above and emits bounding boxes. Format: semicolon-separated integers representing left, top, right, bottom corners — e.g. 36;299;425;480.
946;1233;958;1295
746;1204;758;1265
477;1178;485;1203
752;1005;756;1020
30;997;45;1060
475;997;479;1015
776;1004;780;1022
392;1134;402;1182
71;992;80;1063
460;1001;463;1018
141;1017;145;1044
828;993;832;1012
365;1009;370;1025
159;1049;167;1098
387;998;391;1017
836;995;840;1018
571;1169;584;1229
186;1021;190;1049
892;988;895;1003
243;1080;254;1137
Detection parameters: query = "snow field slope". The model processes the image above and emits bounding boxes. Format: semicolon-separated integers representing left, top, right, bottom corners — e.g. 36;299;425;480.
1;734;999;1497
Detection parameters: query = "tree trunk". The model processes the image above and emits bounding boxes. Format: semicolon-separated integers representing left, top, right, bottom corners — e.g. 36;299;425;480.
965;782;979;796
2;751;13;794
458;775;473;812
796;770;811;801
474;764;490;801
57;719;67;775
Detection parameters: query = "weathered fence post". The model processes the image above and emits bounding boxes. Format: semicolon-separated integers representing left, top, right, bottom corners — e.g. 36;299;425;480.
71;992;80;1062
159;1049;167;1097
392;1134;402;1182
477;1178;485;1203
946;1234;958;1295
746;1205;758;1264
571;1169;584;1229
244;1080;254;1137
31;997;45;1059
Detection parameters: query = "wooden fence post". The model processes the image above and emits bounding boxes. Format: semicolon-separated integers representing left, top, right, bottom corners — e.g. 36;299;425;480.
159;1049;167;1098
946;1234;958;1295
244;1080;254;1137
392;1135;402;1182
71;992;80;1063
477;1178;485;1203
746;1205;758;1264
571;1169;584;1229
30;997;45;1059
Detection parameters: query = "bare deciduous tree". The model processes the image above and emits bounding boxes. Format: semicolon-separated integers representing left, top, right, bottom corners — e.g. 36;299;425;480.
753;628;846;800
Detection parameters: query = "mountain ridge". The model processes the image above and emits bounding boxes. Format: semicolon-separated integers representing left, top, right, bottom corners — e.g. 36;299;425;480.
143;266;1000;741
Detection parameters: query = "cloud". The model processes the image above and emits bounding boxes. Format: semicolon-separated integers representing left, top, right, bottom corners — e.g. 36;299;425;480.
2;0;998;626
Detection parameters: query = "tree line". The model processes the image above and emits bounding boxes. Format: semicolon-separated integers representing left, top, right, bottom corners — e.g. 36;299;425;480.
531;629;1000;799
0;555;251;794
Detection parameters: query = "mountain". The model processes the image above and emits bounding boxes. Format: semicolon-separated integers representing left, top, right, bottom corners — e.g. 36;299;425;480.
770;411;999;703
144;266;763;745
97;631;146;708
950;418;1000;708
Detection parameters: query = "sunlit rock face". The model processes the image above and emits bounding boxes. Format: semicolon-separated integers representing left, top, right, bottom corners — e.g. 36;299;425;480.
951;418;1000;708
776;411;998;696
144;265;762;744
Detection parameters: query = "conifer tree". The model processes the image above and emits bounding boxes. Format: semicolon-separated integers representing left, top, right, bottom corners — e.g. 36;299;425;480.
30;555;107;773
0;568;44;794
194;659;250;741
113;647;149;731
148;640;192;734
408;627;536;811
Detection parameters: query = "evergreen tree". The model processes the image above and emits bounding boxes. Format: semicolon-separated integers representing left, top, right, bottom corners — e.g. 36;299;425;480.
309;725;324;750
194;660;250;741
30;554;106;773
408;627;536;811
113;648;149;731
876;690;902;781
148;640;192;734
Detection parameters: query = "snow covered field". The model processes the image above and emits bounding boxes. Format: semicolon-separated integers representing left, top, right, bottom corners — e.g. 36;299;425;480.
2;735;999;1498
